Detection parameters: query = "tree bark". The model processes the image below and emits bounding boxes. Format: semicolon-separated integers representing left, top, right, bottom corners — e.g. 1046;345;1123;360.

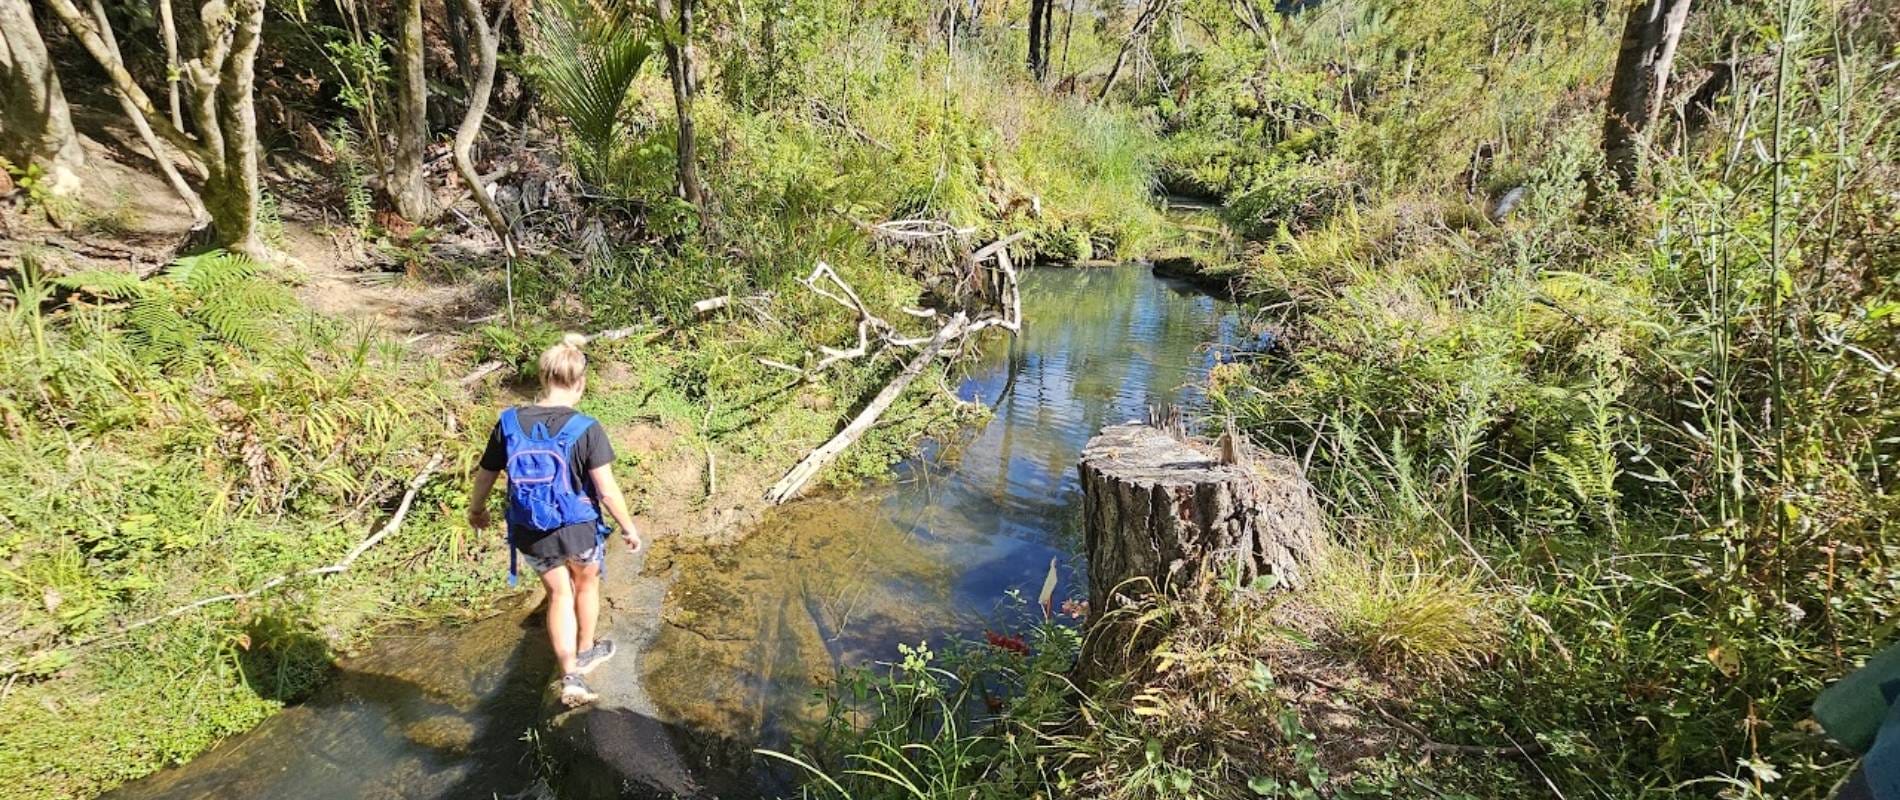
0;0;85;195
1075;423;1322;682
657;0;706;211
45;0;267;257
1028;0;1047;79
390;0;433;220
1595;0;1693;199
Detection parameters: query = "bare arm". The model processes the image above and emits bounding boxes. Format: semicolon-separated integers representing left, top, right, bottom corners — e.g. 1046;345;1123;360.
589;463;643;552
468;468;499;532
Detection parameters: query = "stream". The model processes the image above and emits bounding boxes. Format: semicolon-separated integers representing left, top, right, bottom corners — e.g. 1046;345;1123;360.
108;264;1250;799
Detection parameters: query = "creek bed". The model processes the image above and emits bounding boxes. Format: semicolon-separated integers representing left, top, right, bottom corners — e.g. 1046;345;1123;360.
108;264;1250;799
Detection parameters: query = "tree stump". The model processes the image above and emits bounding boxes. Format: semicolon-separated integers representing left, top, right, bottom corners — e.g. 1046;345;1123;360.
1076;422;1321;681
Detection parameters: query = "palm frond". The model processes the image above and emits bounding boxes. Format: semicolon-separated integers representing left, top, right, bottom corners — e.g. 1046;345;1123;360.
525;0;655;168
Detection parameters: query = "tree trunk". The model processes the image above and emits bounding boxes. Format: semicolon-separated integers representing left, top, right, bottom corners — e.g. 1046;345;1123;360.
85;0;205;224
442;0;475;88
1595;0;1693;199
390;0;432;221
206;0;267;257
1075;422;1322;682
450;0;514;257
0;0;85;195
1059;0;1077;80
1028;0;1047;79
657;0;706;211
158;0;183;129
45;0;267;257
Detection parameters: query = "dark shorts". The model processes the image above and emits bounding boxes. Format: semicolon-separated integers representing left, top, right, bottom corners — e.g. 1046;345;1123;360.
521;543;602;575
511;518;605;577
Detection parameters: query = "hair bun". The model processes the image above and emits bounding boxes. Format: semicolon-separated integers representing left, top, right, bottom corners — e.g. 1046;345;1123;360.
560;332;588;348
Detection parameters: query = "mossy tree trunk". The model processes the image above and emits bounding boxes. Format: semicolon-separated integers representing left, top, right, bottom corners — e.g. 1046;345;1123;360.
1075;423;1321;682
0;0;85;195
46;0;268;257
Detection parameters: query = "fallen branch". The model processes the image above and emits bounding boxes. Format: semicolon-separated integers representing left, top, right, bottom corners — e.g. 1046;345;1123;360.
766;312;969;504
5;453;444;672
873;219;976;241
761;233;1026;500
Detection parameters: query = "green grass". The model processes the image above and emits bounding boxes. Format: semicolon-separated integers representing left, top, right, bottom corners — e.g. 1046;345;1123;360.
0;254;490;798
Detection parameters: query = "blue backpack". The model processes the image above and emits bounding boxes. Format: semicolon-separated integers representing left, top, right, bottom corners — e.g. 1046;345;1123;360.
499;408;607;585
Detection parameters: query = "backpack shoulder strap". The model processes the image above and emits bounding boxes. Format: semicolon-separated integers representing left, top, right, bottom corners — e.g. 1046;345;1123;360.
554;412;596;444
498;407;526;440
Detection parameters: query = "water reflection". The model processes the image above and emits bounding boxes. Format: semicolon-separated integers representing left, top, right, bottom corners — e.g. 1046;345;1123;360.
644;266;1246;766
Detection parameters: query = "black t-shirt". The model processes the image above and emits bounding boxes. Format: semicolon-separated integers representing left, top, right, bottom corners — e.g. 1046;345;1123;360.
480;405;616;558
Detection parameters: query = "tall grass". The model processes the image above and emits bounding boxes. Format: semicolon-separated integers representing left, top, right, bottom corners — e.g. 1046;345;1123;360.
1192;0;1898;796
0;253;483;799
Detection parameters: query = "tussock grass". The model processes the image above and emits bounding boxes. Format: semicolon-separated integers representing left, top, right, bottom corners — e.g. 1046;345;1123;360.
1311;549;1500;681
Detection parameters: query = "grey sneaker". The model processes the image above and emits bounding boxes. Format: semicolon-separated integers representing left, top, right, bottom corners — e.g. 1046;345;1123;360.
559;673;598;707
575;639;617;675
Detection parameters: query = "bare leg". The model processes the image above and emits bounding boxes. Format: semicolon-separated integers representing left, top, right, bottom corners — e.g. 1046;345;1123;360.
540;566;580;675
570;559;601;656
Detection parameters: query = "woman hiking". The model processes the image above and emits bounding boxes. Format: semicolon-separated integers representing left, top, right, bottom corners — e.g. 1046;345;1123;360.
468;334;643;707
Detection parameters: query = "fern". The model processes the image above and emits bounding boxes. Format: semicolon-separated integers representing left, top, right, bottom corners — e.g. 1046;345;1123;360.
329;124;374;233
55;270;146;300
58;252;292;367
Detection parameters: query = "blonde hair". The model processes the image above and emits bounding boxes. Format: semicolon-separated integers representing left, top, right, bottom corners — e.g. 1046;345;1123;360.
539;333;588;391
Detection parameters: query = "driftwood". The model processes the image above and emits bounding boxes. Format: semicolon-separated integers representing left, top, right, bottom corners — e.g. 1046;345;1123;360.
764;311;968;505
1;453;444;675
1075;423;1321;681
761;230;1026;504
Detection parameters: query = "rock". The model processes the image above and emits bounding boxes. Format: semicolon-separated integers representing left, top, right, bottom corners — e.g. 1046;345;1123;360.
1148;250;1203;278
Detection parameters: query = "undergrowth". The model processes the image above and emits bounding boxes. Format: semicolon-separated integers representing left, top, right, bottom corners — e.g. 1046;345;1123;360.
794;0;1896;798
1190;0;1898;797
0;253;486;798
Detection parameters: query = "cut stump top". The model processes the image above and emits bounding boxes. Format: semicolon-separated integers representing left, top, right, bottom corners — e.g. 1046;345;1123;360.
1079;422;1248;486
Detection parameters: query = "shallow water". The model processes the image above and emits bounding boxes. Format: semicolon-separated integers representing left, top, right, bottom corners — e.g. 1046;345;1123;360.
642;265;1249;785
107;265;1248;799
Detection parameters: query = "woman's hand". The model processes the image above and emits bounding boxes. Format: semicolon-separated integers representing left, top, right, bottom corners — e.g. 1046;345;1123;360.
621;526;643;554
468;469;499;534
